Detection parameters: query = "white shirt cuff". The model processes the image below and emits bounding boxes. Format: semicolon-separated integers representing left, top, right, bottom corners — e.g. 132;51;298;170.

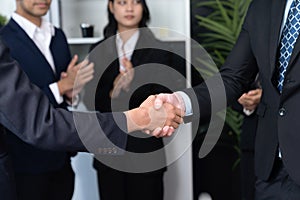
49;82;64;104
243;108;255;116
66;94;80;107
175;91;192;116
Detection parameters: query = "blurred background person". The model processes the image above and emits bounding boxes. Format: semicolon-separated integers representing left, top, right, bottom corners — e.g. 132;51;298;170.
85;0;200;199
0;0;94;199
90;1;166;199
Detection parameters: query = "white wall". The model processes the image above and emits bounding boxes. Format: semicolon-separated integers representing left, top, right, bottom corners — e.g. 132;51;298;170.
52;0;187;40
0;0;15;18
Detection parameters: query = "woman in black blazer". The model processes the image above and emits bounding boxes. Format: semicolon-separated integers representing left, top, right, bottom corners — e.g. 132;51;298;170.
87;0;191;199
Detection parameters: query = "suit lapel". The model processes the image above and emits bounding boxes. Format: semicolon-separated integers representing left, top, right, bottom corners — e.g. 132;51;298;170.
8;20;42;57
132;30;154;66
8;19;56;78
269;0;287;76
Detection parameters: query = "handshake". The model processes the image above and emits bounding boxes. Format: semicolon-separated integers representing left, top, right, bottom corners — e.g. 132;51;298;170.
125;93;186;138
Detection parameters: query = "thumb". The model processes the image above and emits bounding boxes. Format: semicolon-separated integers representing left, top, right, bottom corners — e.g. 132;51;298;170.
122;57;132;70
247;90;257;95
60;72;67;79
154;94;168;110
67;55;78;71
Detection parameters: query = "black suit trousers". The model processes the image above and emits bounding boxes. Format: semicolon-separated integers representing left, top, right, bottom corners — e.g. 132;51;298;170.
255;159;300;200
96;166;164;200
14;161;74;200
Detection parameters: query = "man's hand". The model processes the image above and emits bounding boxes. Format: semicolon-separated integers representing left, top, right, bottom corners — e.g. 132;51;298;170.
125;95;183;137
152;93;186;137
154;93;186;112
238;88;262;111
59;55;94;99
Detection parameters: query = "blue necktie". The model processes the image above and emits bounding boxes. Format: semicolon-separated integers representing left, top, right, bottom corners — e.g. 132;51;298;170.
278;0;300;92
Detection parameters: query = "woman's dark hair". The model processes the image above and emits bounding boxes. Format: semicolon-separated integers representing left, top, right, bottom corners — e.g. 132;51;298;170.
103;0;150;38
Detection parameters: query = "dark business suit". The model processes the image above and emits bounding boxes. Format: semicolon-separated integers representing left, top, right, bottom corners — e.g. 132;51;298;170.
186;0;300;198
0;39;127;200
86;28;193;200
0;19;75;200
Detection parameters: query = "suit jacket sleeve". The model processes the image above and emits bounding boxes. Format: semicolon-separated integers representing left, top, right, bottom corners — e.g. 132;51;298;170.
185;6;259;121
0;40;127;154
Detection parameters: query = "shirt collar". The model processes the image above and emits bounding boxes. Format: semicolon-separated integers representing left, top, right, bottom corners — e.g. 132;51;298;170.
12;12;55;39
116;30;140;54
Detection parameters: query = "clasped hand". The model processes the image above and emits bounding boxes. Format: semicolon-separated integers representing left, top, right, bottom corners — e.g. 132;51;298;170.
126;93;185;138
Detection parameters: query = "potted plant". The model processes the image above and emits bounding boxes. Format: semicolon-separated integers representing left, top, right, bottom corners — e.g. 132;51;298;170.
0;14;7;27
195;0;251;157
191;0;251;199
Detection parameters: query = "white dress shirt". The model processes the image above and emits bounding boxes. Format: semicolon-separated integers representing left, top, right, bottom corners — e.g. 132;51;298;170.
276;0;294;158
12;12;64;104
115;30;139;71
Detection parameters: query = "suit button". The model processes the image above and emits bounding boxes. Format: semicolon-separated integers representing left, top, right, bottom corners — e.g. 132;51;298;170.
279;108;286;116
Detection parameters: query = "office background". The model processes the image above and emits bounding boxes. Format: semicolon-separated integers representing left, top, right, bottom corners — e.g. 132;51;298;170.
1;1;195;200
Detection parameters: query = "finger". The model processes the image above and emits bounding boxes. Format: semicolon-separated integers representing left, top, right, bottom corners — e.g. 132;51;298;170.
124;70;134;81
155;126;169;138
170;121;180;129
78;62;94;74
76;73;94;85
113;74;123;86
141;95;156;107
122;57;133;70
119;68;126;74
76;64;94;81
151;127;163;137
247;90;259;96
68;55;78;69
60;72;68;79
175;107;184;117
154;94;166;110
161;126;171;137
78;67;95;80
167;127;175;137
79;75;94;85
170;112;183;126
76;59;90;69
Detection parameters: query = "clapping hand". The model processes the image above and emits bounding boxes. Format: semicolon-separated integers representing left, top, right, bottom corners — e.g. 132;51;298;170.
59;55;94;100
110;57;134;98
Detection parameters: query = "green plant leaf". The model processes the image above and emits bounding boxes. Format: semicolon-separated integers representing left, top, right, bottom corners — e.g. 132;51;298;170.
194;0;252;153
0;14;7;26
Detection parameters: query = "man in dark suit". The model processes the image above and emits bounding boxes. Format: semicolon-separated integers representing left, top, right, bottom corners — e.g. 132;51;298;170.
154;0;300;198
0;39;182;199
0;0;95;199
